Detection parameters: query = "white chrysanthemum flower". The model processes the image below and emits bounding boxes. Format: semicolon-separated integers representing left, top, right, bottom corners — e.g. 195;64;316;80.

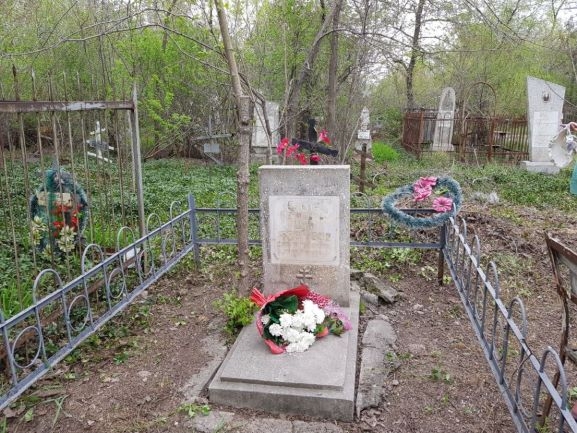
290;311;306;331
286;332;316;352
260;314;270;325
303;300;325;324
279;312;293;328
283;327;302;343
268;323;283;337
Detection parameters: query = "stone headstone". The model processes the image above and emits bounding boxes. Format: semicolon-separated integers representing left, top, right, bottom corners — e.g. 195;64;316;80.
252;101;280;163
209;165;358;421
521;76;566;174
260;165;351;306
432;87;455;151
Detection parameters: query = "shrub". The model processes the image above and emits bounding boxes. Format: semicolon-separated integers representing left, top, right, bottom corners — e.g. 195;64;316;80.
214;290;258;336
372;142;400;163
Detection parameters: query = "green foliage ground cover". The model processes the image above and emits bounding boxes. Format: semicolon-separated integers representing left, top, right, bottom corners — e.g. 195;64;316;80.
3;153;577;317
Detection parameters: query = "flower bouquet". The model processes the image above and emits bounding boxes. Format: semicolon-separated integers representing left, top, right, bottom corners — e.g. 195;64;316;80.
250;284;351;354
382;176;462;230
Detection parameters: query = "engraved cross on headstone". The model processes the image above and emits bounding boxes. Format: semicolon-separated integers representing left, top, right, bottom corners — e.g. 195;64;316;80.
296;265;314;285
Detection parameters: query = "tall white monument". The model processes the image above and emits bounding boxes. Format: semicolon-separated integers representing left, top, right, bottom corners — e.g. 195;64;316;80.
522;76;566;174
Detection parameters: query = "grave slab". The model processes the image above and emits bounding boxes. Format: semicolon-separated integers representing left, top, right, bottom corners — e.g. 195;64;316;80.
208;290;359;421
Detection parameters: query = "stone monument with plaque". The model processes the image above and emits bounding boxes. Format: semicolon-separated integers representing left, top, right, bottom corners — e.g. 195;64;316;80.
521;76;566;174
209;165;359;421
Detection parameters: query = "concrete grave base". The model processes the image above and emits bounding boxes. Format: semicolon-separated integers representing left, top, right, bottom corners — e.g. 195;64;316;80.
209;291;359;421
520;161;560;174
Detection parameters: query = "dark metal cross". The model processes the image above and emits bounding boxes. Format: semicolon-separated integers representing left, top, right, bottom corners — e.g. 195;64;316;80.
296;266;314;285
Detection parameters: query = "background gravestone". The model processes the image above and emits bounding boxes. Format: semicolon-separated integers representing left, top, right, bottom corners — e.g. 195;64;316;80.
432;87;455;151
522;76;566;174
251;101;280;163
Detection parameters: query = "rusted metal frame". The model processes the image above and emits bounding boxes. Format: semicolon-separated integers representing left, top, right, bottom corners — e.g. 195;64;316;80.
0;100;133;113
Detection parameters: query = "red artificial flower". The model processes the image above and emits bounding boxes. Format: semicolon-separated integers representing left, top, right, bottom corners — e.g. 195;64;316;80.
318;129;330;144
310;154;321;163
286;144;299;157
276;137;289;155
296;152;308;165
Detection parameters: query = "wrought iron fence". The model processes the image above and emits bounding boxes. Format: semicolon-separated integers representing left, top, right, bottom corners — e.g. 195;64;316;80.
402;110;529;164
0;198;192;411
2;195;575;433
444;216;577;432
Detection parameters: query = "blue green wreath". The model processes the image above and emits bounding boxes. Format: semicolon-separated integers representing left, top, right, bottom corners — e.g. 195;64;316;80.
29;168;89;253
381;176;462;230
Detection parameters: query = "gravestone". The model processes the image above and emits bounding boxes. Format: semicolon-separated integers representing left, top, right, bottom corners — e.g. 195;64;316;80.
251;101;280;163
432;87;456;151
521;76;566;174
209;165;359;421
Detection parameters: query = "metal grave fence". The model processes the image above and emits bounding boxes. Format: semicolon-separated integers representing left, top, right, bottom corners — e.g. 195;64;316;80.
1;196;575;433
444;215;577;432
0;197;193;411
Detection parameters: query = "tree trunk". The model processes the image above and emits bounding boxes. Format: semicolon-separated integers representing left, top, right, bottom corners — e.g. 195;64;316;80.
215;0;251;294
283;3;339;140
327;0;342;140
406;0;426;110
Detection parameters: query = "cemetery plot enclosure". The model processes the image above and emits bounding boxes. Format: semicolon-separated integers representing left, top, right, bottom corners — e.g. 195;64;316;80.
0;72;144;317
0;193;576;431
402;110;529;164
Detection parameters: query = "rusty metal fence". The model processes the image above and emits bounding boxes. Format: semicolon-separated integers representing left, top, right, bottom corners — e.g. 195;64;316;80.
0;71;145;318
402;110;529;164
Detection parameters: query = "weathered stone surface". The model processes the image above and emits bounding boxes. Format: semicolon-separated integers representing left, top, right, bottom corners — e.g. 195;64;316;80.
209;292;360;421
234;418;294;433
356;319;398;416
293;420;344;433
259;166;351;307
362;273;398;304
362;319;397;348
189;410;235;433
360;290;379;306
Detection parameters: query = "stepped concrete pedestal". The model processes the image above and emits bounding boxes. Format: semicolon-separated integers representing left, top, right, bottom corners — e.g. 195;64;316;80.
209;290;359;421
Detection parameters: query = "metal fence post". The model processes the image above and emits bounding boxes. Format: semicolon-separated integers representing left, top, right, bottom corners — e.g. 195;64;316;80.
188;194;201;267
